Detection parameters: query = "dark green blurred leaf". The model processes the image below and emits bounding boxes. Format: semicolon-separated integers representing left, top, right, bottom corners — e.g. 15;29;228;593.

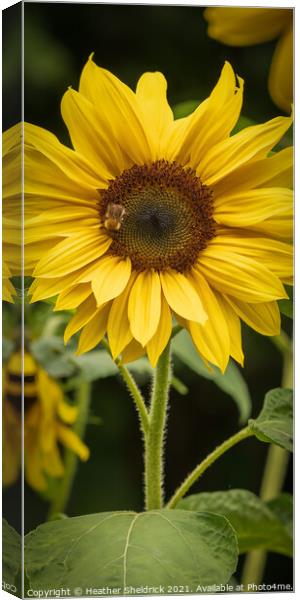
249;388;293;451
2;519;21;587
2;337;14;362
267;493;293;538
25;509;238;589
173;99;199;119
30;337;77;378
232;115;256;135
179;489;292;557
71;350;118;381
172;330;251;423
128;356;153;378
278;286;293;319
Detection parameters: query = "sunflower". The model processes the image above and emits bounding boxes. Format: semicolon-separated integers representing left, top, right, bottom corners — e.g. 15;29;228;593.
15;57;293;372
2;124;22;302
2;350;89;492
204;7;293;113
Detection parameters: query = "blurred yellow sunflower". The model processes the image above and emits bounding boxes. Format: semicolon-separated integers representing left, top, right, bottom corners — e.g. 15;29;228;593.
8;58;292;372
2;351;89;492
204;7;293;113
2;124;22;302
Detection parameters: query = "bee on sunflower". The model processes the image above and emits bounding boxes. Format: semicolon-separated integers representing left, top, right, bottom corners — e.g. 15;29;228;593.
2;349;89;492
4;58;293;373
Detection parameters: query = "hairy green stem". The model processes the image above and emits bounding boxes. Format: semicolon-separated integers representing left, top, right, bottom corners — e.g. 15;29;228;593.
48;381;91;519
101;339;149;436
145;342;172;510
241;331;293;589
116;360;150;436
167;426;253;509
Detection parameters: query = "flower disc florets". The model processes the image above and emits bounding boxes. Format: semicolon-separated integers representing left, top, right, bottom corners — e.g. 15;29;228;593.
99;160;216;272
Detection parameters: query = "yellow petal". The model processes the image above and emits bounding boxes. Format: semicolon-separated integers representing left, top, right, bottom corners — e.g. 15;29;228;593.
188;269;230;372
24;444;47;492
57;399;78;424
211;233;293;282
225;296;281;336
29;268;93;302
160;270;207;323
91;256;131;307
136;71;173;157
24;146;98;208
191;66;243;169
107;274;137;359
61;89;124;177
2;278;15;303
146;293;172;367
24;122;104;188
212;147;293;197
268;25;293;113
199;113;293;186
26;207;99;243
2;147;21;201
204;8;291;45
24;239;61;274
214;187;293;227
251;214;292;241
121;339;145;364
56;424;90;461
33;230;111;277
79;57;152;165
128;270;161;346
64;295;99;343
215;293;244;366
76;302;111;355
54;283;92;311
197;246;287;303
43;446;64;478
176;63;243;169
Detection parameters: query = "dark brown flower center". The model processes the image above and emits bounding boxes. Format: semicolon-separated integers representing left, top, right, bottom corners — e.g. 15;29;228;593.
99;160;216;272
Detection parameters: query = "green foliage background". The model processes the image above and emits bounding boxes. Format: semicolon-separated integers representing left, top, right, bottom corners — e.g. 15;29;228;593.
2;1;293;588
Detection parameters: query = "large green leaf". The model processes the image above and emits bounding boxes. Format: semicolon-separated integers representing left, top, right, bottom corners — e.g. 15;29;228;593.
2;519;21;589
71;350;118;381
2;337;14;362
172;330;251;423
25;510;238;592
249;388;293;451
30;336;77;378
267;493;293;539
179;490;292;557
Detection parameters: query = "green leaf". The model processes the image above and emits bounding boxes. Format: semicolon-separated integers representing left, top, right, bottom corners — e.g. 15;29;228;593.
172;330;251;423
71;350;118;381
278;286;293;319
267;493;293;539
2;519;21;588
249;388;293;451
173;99;199;119
179;490;292;557
30;336;77;378
25;510;238;590
2;337;14;361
